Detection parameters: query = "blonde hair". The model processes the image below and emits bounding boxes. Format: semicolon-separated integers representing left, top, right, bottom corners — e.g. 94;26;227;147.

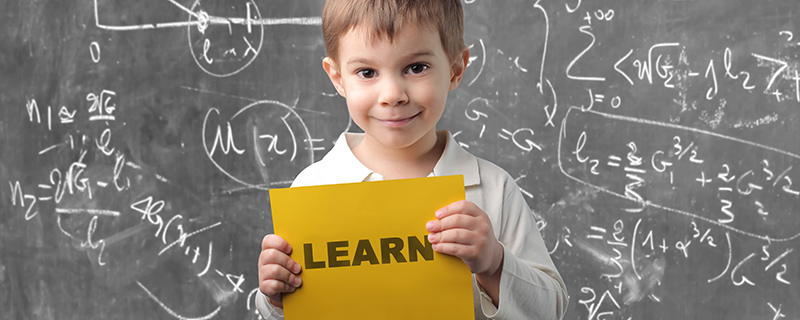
322;0;465;62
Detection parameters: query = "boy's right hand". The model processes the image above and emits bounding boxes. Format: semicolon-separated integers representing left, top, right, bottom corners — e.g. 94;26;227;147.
258;234;303;308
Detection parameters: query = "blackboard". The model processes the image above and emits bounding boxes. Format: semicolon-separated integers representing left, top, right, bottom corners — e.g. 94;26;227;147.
1;0;798;319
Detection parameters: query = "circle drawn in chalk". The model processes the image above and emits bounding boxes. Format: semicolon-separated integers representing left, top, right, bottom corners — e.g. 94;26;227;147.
188;0;264;77
203;100;315;189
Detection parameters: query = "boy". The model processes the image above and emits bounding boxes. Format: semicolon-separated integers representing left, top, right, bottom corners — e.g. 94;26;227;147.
257;0;569;319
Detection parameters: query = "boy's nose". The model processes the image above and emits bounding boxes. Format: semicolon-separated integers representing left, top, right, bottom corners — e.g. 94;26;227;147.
378;76;409;107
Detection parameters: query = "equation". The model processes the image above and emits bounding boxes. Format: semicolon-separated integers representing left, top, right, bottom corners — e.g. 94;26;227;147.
9;90;251;318
559;106;800;242
556;106;797;320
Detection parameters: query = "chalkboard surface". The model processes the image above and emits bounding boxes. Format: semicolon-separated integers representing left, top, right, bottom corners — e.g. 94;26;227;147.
2;0;799;319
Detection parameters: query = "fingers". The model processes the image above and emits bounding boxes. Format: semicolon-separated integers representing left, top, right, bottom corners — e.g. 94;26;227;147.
442;214;487;232
260;234;301;282
426;201;502;275
427;212;490;238
435;200;481;219
428;226;503;275
426;201;475;235
258;234;302;299
259;263;303;297
259;245;302;274
262;234;293;254
427;226;474;245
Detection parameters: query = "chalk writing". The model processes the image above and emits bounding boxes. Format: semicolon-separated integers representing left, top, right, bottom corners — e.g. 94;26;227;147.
3;1;799;319
560;107;800;241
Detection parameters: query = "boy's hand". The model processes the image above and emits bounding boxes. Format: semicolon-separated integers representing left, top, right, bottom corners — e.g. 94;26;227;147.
425;200;503;277
258;234;303;308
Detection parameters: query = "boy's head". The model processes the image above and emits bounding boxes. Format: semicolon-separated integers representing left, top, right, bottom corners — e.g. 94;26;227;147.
320;0;470;156
322;0;466;63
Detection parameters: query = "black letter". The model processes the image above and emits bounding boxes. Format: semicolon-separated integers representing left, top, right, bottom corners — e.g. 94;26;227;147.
327;241;350;268
304;243;326;269
352;239;380;266
381;237;407;264
408;235;434;262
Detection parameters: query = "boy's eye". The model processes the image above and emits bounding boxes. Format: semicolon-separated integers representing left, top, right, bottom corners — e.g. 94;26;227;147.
406;63;429;74
357;69;376;79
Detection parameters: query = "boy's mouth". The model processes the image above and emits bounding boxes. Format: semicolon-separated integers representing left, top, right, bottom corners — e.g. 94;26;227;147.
377;112;420;127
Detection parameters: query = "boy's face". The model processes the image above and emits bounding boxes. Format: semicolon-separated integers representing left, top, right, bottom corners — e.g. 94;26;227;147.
323;23;468;152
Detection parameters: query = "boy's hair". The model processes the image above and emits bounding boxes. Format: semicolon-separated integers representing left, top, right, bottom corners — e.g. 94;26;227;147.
322;0;465;62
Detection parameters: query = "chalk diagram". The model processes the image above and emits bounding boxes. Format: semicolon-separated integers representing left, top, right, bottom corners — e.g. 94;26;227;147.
93;0;321;77
201;97;317;190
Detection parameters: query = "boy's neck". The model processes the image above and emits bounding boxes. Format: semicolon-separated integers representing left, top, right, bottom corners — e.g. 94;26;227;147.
351;131;447;180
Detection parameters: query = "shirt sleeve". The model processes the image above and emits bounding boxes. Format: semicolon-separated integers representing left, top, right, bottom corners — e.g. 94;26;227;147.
255;290;285;319
482;177;569;320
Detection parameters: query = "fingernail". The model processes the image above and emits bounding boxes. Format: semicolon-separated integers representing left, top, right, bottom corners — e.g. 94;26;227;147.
292;263;301;274
426;221;436;231
428;233;437;242
293;277;302;287
435;209;444;218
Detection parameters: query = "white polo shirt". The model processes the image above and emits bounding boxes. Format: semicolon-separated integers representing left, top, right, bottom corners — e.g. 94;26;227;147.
257;131;568;320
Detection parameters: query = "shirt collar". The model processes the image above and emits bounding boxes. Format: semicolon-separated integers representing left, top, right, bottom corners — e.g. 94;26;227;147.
322;131;481;187
432;131;481;187
319;132;375;184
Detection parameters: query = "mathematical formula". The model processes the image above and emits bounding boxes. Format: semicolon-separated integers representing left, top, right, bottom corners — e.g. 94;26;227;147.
3;0;799;319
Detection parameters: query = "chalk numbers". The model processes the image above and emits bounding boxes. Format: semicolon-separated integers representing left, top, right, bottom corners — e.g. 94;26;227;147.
90;41;101;63
86;90;117;122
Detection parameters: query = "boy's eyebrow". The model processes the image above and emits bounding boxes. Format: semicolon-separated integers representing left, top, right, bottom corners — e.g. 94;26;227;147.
346;50;436;65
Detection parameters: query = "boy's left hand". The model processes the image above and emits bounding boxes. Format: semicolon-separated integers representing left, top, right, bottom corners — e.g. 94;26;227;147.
425;200;503;277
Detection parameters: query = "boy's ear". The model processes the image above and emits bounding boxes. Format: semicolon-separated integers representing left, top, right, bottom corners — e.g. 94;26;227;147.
322;57;346;98
449;48;470;91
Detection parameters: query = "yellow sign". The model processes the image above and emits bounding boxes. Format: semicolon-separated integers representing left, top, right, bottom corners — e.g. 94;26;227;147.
270;175;475;319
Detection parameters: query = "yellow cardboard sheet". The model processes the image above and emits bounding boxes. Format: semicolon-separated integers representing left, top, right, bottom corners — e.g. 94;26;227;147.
269;175;475;319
